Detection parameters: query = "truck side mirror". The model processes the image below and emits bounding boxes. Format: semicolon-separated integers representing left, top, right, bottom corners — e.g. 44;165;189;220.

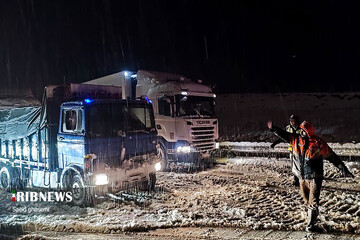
159;95;171;104
180;96;187;102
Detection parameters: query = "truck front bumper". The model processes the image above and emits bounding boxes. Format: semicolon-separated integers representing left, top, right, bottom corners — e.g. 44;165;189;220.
90;153;159;194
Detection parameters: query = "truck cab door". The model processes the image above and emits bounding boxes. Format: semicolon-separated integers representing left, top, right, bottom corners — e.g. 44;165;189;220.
57;107;86;169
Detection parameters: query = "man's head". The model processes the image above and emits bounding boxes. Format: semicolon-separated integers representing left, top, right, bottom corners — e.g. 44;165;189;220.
300;129;307;138
289;115;300;127
299;120;315;138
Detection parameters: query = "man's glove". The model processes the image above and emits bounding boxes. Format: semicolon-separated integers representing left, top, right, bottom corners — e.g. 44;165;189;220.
343;169;355;178
338;163;355;178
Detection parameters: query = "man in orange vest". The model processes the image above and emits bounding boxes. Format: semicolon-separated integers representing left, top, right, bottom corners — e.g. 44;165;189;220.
268;120;354;231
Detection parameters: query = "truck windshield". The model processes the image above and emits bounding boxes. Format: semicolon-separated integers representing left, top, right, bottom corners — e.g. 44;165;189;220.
176;95;215;117
87;102;155;137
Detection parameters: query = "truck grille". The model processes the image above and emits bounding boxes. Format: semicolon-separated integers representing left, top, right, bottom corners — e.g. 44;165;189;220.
190;126;215;151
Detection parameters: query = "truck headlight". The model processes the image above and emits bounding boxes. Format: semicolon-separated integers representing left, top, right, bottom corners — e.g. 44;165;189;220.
176;146;191;153
215;142;220;149
95;174;109;186
155;162;162;171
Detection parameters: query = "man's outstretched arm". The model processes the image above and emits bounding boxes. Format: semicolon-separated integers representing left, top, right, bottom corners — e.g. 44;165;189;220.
267;121;291;143
326;150;354;178
270;138;283;148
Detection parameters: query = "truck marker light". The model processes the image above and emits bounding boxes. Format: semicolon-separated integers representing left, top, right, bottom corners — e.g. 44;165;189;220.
84;99;93;104
95;174;109;186
213;94;216;98
144;96;152;104
155;162;161;171
181;91;188;95
84;161;91;169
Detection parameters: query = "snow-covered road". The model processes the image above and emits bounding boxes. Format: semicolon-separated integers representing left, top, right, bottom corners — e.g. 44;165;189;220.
1;157;360;239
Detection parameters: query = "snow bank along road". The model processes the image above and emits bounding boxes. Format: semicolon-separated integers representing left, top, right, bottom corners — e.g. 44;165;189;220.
0;157;359;239
221;142;360;161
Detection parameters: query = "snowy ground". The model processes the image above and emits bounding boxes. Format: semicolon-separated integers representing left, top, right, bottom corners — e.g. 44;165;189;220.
1;157;360;239
5;227;360;240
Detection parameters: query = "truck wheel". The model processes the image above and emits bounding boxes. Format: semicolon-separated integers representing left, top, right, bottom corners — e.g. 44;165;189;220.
70;175;87;206
0;167;11;191
157;144;168;171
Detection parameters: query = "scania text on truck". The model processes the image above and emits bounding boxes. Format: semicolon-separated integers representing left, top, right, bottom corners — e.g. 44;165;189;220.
85;70;219;171
0;84;159;206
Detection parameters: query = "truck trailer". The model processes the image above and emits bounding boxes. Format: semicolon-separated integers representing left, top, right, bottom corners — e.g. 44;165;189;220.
85;70;219;171
0;84;159;206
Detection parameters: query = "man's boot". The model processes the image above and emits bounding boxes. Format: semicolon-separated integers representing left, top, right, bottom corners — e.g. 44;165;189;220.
305;207;318;232
293;175;299;186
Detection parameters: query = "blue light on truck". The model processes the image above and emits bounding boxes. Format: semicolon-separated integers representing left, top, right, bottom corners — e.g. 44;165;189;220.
144;96;152;104
84;99;94;104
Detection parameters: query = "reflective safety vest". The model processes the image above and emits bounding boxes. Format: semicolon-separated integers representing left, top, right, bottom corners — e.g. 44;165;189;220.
286;125;301;152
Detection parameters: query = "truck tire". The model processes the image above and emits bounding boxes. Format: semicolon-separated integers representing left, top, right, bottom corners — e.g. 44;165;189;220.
70;175;87;206
0;167;11;191
157;144;168;171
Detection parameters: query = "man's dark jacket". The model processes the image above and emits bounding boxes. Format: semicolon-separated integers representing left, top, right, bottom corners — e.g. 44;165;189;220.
271;121;352;179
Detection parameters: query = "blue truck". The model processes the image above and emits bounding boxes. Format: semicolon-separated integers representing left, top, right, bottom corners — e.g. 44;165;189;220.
0;84;159;205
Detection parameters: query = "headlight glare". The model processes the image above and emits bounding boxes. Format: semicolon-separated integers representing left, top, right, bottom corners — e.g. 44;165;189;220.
177;146;191;153
95;174;109;186
155;162;162;171
182;146;191;153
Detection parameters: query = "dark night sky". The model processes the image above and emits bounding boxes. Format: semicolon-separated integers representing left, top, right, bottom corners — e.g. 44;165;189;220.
1;0;360;96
